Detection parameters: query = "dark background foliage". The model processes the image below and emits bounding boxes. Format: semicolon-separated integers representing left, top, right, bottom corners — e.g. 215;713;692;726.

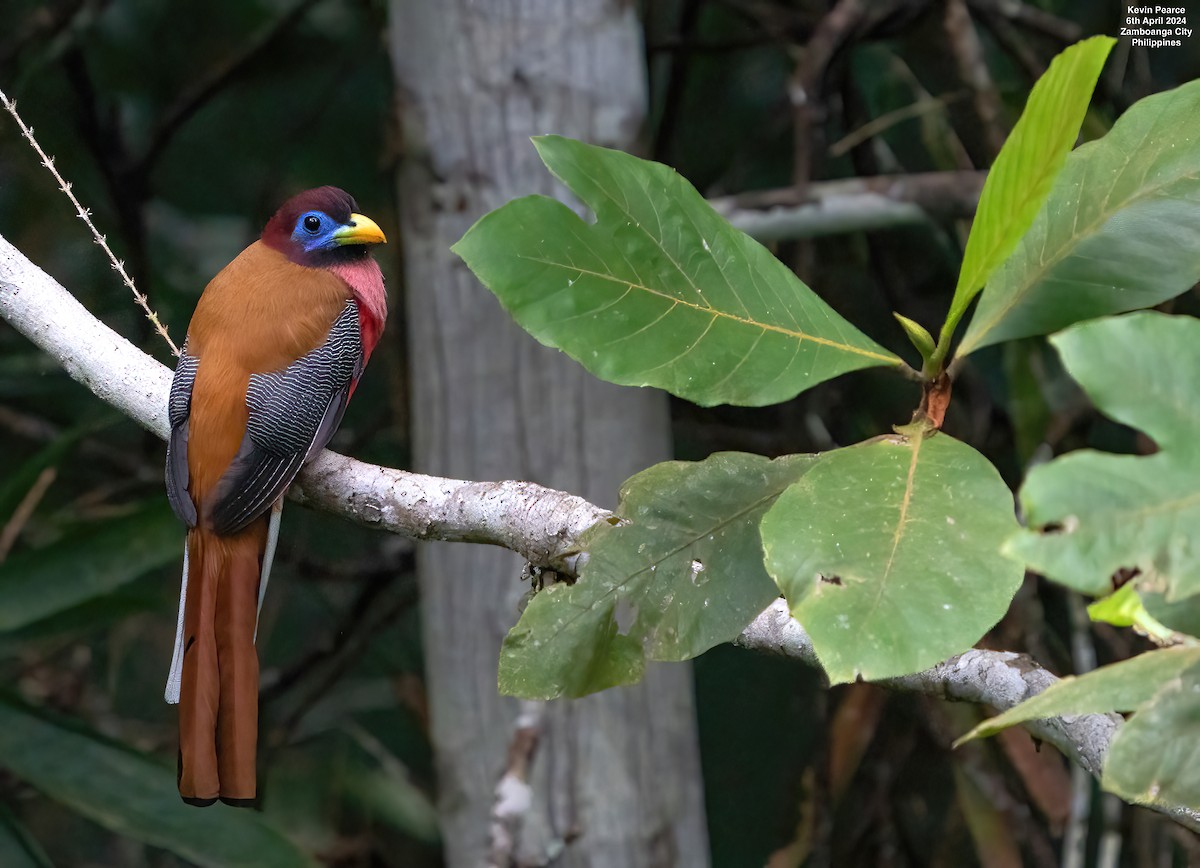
1;0;1198;865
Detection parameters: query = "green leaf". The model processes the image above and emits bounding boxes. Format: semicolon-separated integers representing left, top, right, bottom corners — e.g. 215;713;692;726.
453;136;900;408
0;695;317;867
1007;313;1200;600
343;725;440;844
1087;583;1178;644
499;452;816;699
0;804;53;868
1143;591;1200;639
1104;664;1200;807
894;313;936;365
945;37;1113;333
761;428;1023;683
959;78;1200;356
0;502;181;632
955;647;1200;743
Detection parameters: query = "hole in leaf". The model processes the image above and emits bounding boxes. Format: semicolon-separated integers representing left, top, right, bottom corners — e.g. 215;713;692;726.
1111;566;1141;589
819;574;843;586
1038;515;1078;535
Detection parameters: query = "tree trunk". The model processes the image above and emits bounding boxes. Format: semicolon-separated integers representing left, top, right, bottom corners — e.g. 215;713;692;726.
387;3;710;866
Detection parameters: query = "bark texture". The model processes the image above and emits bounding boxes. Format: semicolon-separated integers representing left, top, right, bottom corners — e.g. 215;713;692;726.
386;3;710;865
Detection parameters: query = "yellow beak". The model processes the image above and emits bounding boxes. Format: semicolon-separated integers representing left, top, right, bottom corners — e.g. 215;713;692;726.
333;213;387;246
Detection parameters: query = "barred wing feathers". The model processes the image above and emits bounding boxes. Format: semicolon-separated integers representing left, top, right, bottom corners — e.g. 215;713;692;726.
207;301;364;535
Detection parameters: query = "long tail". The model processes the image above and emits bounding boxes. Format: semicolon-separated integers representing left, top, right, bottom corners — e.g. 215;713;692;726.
171;517;269;806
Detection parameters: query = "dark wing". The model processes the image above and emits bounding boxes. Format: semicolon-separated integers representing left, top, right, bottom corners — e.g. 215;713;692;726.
207;301;364;536
165;347;199;527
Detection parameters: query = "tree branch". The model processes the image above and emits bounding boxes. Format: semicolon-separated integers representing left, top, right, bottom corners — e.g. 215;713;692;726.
944;0;1007;158
3;231;1198;832
737;601;1200;832
0;232;609;570
713;170;985;242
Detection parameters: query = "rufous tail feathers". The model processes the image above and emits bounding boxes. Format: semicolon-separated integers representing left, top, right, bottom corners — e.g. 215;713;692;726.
175;518;266;806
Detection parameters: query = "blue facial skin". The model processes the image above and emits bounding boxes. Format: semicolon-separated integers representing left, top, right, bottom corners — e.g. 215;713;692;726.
291;210;347;253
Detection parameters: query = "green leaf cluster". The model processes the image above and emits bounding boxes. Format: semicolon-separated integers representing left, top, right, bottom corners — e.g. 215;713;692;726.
945;68;1200;812
458;33;1200;701
0;696;316;867
0;497;335;864
453;43;1200;821
937;36;1114;368
499;452;814;698
460;36;1184;701
458;37;1200;738
961;313;1200;807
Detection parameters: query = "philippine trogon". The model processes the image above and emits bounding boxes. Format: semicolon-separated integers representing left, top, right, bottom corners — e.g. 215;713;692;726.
164;187;387;806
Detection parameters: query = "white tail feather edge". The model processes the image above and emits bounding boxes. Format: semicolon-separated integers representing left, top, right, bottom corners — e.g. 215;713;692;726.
164;540;189;704
255;502;283;642
163;502;283;704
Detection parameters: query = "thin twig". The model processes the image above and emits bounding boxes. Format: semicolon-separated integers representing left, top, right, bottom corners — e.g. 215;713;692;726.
141;0;323;171
972;7;1047;81
829;90;968;157
1062;594;1097;868
943;0;1007;159
489;701;545;866
0;0;89;69
651;0;706;165
269;575;418;750
259;559;413;703
788;0;867;277
0;467;57;564
965;0;1082;45
0;87;179;356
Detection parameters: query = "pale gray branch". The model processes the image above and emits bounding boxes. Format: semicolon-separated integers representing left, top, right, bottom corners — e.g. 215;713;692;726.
289;453;610;571
3;230;1198;832
0;232;609;570
715;170;985;242
737;600;1200;832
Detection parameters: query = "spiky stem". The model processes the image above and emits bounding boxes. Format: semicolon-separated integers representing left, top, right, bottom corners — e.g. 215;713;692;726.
0;87;179;356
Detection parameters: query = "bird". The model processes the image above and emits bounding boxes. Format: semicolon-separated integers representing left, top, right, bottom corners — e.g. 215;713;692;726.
163;186;387;806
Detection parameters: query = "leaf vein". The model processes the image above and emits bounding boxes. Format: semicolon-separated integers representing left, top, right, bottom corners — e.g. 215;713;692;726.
520;255;897;362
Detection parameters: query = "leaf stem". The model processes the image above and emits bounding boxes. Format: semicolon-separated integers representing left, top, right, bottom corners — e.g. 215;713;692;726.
924;313;960;378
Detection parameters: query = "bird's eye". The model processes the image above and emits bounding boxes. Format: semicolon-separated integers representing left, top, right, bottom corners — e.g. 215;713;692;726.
302;215;322;233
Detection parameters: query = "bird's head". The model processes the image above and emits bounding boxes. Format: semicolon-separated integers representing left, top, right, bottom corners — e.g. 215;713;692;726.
261;186;386;267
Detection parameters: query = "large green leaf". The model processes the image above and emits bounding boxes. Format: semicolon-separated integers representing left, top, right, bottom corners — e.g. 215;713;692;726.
0;696;316;867
343;725;440;844
956;647;1200;743
0;502;180;632
1008;313;1200;600
943;37;1113;344
958;79;1200;355
453;136;899;408
1104;664;1200;807
761;427;1022;683
499;452;815;699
